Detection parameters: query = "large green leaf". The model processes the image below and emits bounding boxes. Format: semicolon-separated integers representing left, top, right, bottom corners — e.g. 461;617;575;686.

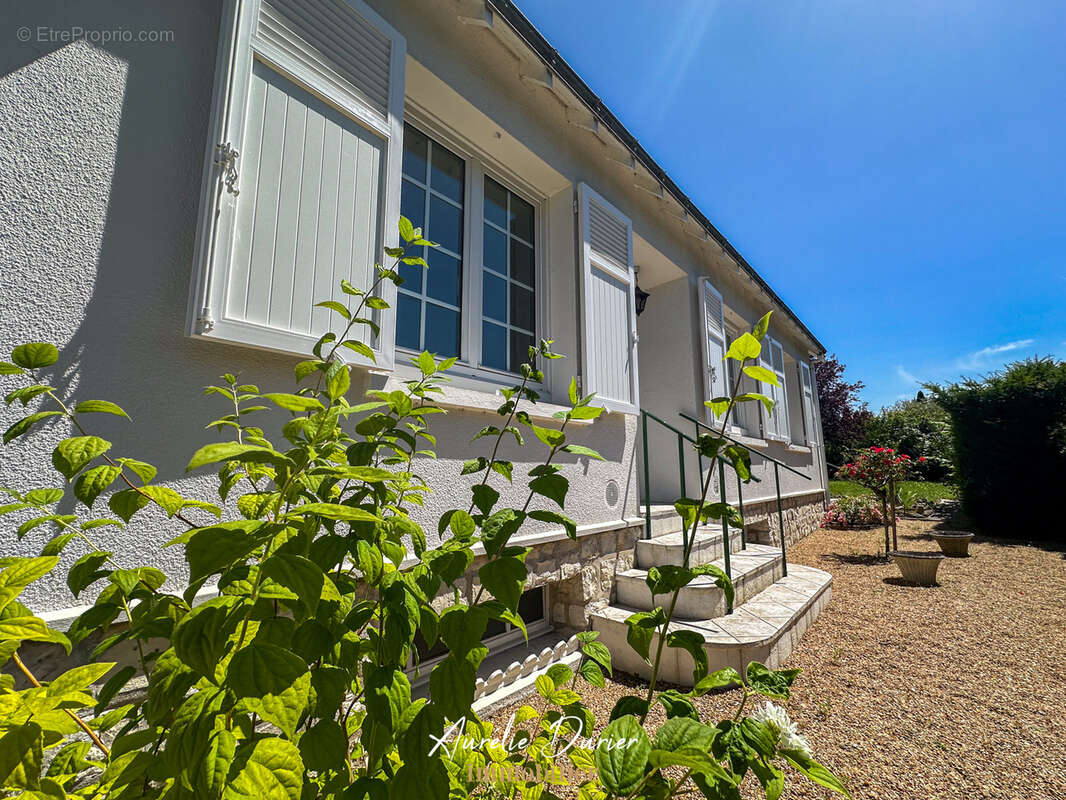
725;332;761;361
74;400;130;419
227;641;308;699
594;715;651;796
4;411;62;444
224;738;304;800
67;551;112;597
746;661;801;700
73;465;121;507
529;509;577;539
529;473;568;508
0;557;59;590
781;750;851;797
694;667;743;695
52;436;111;480
742;364;779;387
172;597;241;680
666;629;709;682
108;488;150;523
653;716;717;753
284;503;382;523
11;342;58;369
261;393;323;413
477;554;527;609
0;721;43;789
186;441;283;471
261;554;327;616
299;719;349;773
252;671;312;739
428;648;485;721
185;522;262;582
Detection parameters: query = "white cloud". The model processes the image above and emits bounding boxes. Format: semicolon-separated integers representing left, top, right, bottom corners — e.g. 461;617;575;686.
956;339;1034;370
896;365;920;385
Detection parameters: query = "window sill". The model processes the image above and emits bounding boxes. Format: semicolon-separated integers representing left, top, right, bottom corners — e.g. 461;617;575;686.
787;444;812;454
380;375;589;425
727;431;770;450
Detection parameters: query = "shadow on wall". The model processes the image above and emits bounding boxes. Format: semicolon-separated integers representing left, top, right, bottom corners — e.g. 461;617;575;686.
0;3;303;609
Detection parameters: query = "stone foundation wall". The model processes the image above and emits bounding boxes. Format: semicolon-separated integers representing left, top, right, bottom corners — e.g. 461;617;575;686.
743;491;825;548
460;524;643;631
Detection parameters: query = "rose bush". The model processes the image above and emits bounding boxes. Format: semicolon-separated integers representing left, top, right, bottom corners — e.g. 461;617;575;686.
821;496;885;529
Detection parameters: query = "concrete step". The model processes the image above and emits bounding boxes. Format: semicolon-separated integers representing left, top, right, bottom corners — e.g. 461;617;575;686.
590;563;832;687
639;505;686;538
615;544;784;620
635;525;746;569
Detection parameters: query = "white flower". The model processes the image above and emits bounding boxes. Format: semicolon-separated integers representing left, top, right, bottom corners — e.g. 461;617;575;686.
749;702;812;758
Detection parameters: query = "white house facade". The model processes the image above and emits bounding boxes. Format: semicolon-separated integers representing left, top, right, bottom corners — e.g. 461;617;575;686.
0;0;831;700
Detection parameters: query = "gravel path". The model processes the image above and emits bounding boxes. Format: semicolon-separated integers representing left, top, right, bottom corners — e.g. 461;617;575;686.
490;519;1066;798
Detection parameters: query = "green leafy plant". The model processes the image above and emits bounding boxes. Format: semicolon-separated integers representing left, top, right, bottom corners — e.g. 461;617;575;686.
0;219;847;798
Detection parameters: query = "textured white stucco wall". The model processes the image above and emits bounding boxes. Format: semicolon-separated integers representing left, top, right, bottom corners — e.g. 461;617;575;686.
0;2;639;615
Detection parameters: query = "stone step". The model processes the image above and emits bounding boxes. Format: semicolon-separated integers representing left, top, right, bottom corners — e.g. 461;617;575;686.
615;544;784;620
590;564;832;687
634;525;745;569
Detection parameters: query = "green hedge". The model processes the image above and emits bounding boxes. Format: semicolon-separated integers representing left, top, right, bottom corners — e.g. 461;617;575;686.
932;358;1066;539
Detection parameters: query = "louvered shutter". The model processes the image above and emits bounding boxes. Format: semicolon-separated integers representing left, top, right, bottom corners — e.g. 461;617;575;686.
699;279;728;421
758;342;779;438
799;360;818;445
188;0;405;369
578;184;639;413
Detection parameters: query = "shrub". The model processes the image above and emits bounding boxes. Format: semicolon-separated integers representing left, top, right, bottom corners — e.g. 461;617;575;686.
821;496;885;529
931;358;1066;539
0;220;848;798
864;397;954;481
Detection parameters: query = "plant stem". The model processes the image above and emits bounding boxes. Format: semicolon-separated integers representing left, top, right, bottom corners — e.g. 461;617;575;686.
13;651;111;757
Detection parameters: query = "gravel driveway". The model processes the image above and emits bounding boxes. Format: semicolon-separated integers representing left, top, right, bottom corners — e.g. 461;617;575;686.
490;519;1066;798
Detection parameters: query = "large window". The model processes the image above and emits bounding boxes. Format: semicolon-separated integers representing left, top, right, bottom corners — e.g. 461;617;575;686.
396;126;465;357
482;177;536;372
394;124;537;374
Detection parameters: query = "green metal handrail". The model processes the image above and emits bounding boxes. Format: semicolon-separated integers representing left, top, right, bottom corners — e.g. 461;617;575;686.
640;410;736;610
680;412;815;578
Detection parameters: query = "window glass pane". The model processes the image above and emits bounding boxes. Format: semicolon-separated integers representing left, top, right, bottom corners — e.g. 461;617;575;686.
509;330;534;373
483;225;507;275
511;194;534;242
510;284;534;332
424;303;460;358
402;125;428;183
396;293;422;350
430;143;464;203
400;180;425;232
426;250;461;307
483;273;507;323
484;177;508;229
483;617;507;639
518;587;544;624
428;194;463;255
482;321;507;370
510;240;534;287
398;249;424;294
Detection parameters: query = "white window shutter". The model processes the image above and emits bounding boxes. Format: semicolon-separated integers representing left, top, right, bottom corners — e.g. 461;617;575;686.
187;0;405;369
800;360;818;445
578;184;639;414
699;279;728;420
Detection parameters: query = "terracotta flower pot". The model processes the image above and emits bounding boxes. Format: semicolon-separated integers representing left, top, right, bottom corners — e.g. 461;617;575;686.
888;550;945;586
930;531;974;557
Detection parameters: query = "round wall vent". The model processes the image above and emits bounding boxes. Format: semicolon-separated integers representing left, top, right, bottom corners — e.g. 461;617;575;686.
605;479;620;508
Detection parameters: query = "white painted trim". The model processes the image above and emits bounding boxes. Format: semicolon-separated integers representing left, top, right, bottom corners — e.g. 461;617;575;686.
187;0;405;370
577;182;640;415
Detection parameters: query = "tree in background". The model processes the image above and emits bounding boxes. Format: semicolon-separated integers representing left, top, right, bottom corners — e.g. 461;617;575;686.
932;358;1066;539
815;354;872;468
865;395;954;481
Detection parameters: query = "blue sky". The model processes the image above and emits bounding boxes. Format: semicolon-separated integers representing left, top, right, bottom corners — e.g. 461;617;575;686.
517;0;1066;410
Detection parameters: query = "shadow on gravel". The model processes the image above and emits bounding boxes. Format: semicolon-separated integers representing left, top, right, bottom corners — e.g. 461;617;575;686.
819;553;890;567
882;577;941;588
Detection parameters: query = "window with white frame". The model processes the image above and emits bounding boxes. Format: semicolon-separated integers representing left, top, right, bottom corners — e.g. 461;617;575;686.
482;177;537;372
394;123;537;375
396;125;465;356
725;326;762;438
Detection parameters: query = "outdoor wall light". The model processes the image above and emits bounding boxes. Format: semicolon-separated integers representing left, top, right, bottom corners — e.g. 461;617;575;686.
634;267;650;315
